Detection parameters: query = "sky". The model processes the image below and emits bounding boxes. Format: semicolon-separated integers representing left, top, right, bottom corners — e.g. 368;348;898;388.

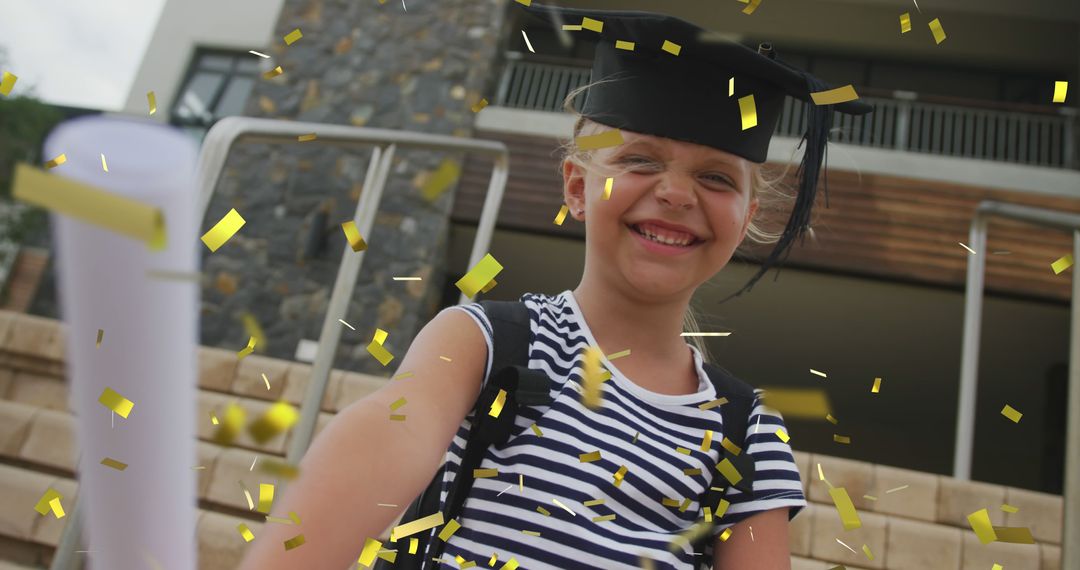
0;0;166;110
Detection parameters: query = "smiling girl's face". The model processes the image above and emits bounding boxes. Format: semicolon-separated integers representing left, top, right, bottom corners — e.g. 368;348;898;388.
563;125;760;303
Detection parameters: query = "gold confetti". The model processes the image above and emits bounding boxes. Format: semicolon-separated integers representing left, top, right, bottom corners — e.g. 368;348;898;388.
389;414;406;421
661;40;681;56
680;331;731;337
817;463;832;488
959;242;976;254
575;129;624;150
584;498;604;507
775;428;790;443
409;538;418;553
829;487;862;530
742;0;762;15
262;373;271;390
684;468;702;476
603;177;613;199
759;388;831;419
700;430;714;452
265;515;293;524
519;474;524;493
257;483;275;513
100;457;127;471
213;404;245;445
836;538;857;554
928;18;946;44
147;91;157;115
438;355;452;362
715;499;731;518
521;530;541;537
420;159;461;202
553;205;569;225
488;388;508;418
284;534;306;550
0;71;17;96
833;434;852;444
393;371;414;380
738;95;757;130
728;77;735;97
582;346;605;409
14;164;166;249
98;387;134;418
718;528;732;542
471;98;489;113
581;17;603;32
536;506;551;516
993;526;1035;544
263;66;283;79
899;12;911;33
202;208;246;252
390;512;444;541
392;276;421;281
100;154;109;172
810;85;859;106
1001;504;1019;513
499;558;520;570
615;40;635;51
562;24;582;31
967;508;998;544
237;523;255;542
826;413;839;424
390;397;407;411
249;401;300;444
284;28;303;45
240;482;255;510
531;423;543;436
633;432;640;444
606;349;630;360
474;468;498;478
992;565;1003;570
34;488;63;516
45;154;67;169
699;397;728;411
720;436;741;456
241;313;266;354
367;328;395;366
863;494;878;501
579;450;602;463
871;377;882;393
456;253;502;298
1001;404;1022;423
861;544;874;561
592;514;616;522
438;518;462;541
297;133;317;142
96;329;104;348
613;465;628;486
717;458;742;486
553;498;575;516
1052;254;1073;274
810;368;828;378
340;220;368;252
237;336;256;359
885;485;909;494
357;538;383;567
662;497;680;507
1053;81;1069;103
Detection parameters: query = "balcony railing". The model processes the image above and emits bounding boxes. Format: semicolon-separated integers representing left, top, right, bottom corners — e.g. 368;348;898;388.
494;55;1078;169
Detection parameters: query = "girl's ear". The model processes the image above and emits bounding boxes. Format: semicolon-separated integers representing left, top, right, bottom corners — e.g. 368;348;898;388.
738;196;760;244
562;159;588;221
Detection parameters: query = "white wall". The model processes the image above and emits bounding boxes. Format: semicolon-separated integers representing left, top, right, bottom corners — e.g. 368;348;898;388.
121;0;286;121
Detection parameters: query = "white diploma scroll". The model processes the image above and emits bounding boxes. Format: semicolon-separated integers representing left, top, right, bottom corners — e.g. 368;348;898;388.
45;116;199;570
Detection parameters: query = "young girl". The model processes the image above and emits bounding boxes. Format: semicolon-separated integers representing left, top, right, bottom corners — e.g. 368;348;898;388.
239;4;869;569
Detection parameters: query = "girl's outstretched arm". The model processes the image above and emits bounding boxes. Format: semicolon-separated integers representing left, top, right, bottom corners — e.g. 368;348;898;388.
712;507;793;569
237;308;487;570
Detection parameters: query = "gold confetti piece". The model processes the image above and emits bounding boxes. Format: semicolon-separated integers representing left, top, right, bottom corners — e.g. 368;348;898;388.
717;458;742;486
420;159;461;202
456;253;502;298
810;368;828;378
562;24;582;31
703;506;713;522
613;465;628;486
357;537;383;567
0;71;17;96
575;129;624;151
582;346;606;409
147;91;157;115
438;518;462;541
715;499;731;518
249;401;300;444
592;514;616;522
389;414;406;421
35;488;63;516
390;512;445;542
861;544;874;561
192;465;207;470
836;538;857;554
675;446;691;455
606;348;630;360
760;388;831;420
210;412;219;425
284;534;306;550
390;397;407;411
615;40;635;51
683;468;702;476
728;77;735;97
45;497;64;519
993;526;1035;544
775;428;790;443
393;371;414;380
580;450;602;463
213;404;246;445
899;12;912;33
409;538;418;554
580;17;603;32
992;565;1003;570
885;485;909;494
241;484;254;510
521;530;541;537
95;329;104;348
257;483;275;514
515;0;531;5
661;497;680;507
737;94;758;130
1052;254;1073;274
98;387;134;418
810;85;859;106
500;558;520;570
817;462;832;488
392;276;421;281
530;423;543;437
202;209;247;253
929;18;946;44
661;40;681;56
14;164;167;249
45;154;67;169
632;432;640;444
699;397;728;411
488;388;507;418
871;377;882;393
367;328;395;366
833;434;852;444
266;515;293;524
241;312;267;353
296;133;317;142
864;495;878;501
284;28;303;45
959;242;977;254
679;498;691;512
603;177;614;199
700;430;714;452
1001;404;1023;423
260;372;271;390
263;66;283;79
340;220;369;252
474;468;499;478
519;474;524;493
720;436;741;456
100;457;127;471
553;205;569;225
742;0;762;15
1001;504;1019;513
100;153;109;173
439;355;453;362
536;506;551;516
829;487;862;530
826;413;839;424
471;98;489;113
718;528;732;542
553;498;575;516
1053;81;1068;103
584;498;604;507
967;508;998;544
237;523;255;542
459;559;476;569
376;503;398;508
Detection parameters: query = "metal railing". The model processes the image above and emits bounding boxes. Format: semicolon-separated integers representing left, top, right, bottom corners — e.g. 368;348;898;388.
50;117;511;570
495;56;1078;169
951;201;1079;567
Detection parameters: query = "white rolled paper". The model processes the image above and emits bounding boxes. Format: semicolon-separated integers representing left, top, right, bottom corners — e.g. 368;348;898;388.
45;116;199;570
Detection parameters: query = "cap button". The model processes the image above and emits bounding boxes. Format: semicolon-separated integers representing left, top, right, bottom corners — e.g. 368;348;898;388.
757;42;776;60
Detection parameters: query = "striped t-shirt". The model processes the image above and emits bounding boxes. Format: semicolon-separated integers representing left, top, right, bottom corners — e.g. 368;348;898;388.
428;290;805;569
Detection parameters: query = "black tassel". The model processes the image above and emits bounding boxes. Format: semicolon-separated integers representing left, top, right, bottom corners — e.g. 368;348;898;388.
718;74;835;303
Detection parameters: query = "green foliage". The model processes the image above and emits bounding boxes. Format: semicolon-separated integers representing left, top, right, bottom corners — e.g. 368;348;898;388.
0;95;63;244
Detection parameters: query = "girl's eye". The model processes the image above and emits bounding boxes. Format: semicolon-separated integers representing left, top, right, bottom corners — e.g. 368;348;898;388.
702;173;737;189
618;155;659;168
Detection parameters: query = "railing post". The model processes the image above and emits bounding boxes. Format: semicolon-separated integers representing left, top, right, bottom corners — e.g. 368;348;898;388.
1064;228;1080;569
494;52;521;107
1062;107;1077;170
892;90;916;151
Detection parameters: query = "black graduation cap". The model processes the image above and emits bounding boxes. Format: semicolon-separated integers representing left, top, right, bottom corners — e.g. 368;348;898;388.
520;4;874;301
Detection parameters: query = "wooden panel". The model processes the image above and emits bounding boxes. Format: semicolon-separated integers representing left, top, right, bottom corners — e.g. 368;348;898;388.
454;130;1078;302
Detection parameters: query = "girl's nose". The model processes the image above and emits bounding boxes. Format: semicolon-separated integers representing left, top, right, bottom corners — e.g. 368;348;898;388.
654;173;697;210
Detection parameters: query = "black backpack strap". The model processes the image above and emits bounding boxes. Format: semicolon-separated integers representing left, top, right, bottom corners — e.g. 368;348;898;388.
691;363;757;567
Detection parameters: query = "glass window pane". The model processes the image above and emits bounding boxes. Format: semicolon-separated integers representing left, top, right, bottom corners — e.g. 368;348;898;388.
199;53;235;72
175;71;224;124
236;57;261;75
215;77;255;118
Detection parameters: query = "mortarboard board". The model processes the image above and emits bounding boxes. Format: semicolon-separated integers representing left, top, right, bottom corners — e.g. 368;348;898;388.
520;4;874;301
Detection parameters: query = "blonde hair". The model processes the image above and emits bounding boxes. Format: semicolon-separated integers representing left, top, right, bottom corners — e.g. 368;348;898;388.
558;83;795;363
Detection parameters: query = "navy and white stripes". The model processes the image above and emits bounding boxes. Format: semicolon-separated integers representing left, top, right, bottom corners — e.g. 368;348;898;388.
425;290;805;569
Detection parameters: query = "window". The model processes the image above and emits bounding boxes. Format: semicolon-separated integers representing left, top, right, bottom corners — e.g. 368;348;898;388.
171;49;261;142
